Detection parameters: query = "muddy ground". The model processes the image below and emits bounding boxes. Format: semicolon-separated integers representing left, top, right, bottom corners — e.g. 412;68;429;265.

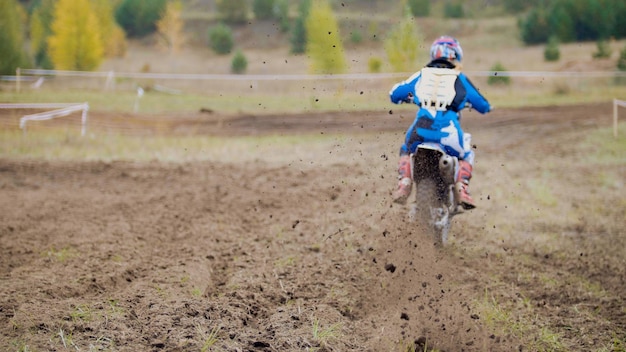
0;102;624;351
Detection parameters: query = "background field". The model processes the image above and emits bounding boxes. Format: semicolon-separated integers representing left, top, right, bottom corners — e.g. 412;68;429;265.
1;3;626;352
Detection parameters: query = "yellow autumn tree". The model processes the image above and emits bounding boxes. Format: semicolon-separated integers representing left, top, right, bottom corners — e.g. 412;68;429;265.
91;0;127;58
156;0;185;54
48;0;104;70
305;0;347;74
385;15;422;72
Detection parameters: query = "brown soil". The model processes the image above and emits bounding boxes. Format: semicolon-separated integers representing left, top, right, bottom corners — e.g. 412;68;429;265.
1;102;624;351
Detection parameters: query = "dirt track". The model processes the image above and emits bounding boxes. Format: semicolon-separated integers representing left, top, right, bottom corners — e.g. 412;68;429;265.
1;102;624;351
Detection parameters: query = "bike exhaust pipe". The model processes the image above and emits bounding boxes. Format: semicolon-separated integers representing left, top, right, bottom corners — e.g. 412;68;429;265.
439;155;456;184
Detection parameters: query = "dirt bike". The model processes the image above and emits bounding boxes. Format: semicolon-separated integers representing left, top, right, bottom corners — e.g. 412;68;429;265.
408;142;464;246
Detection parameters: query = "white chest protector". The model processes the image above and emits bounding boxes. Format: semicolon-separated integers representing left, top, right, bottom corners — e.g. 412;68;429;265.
414;67;459;114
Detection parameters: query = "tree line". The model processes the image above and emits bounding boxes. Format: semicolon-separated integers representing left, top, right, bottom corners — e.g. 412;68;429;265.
1;0;183;75
519;0;626;45
1;0;372;75
3;0;626;77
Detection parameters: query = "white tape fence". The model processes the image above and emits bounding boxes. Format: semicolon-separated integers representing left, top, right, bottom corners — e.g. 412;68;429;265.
0;103;89;136
7;68;626;94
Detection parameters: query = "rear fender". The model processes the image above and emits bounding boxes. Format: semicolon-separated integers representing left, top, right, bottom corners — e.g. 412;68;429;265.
411;143;457;184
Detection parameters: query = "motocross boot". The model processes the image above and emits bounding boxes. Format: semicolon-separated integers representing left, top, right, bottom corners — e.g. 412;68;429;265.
393;155;412;204
456;160;476;210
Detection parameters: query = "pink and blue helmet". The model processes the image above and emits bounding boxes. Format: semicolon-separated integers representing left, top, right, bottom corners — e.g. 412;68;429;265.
430;36;463;62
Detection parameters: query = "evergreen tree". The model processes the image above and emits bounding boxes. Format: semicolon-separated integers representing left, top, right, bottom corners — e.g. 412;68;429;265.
253;0;274;20
519;0;626;45
157;0;185;54
274;0;290;32
0;0;29;75
443;1;464;18
614;1;626;38
116;0;167;37
305;0;346;74
385;16;421;72
575;0;612;41
48;0;104;70
503;0;539;14
290;0;311;54
30;0;54;68
547;5;574;42
519;7;550;44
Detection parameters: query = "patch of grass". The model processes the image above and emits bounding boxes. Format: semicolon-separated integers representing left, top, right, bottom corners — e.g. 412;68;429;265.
311;319;342;349
154;285;168;298
4;77;626;117
58;329;76;350
0;126;344;163
197;324;220;352
527;179;558;207
476;289;566;352
10;340;32;352
581;126;626;166
43;246;77;262
598;335;626;352
107;299;124;317
70;304;95;322
0;87;394;115
274;255;297;268
190;287;203;297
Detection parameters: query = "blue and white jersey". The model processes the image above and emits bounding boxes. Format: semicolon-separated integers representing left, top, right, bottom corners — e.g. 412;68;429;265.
389;60;491;118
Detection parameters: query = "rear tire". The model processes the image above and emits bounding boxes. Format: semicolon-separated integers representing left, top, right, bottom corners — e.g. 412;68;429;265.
412;178;450;246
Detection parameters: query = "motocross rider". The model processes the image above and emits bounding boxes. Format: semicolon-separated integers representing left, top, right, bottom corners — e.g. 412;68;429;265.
389;35;492;209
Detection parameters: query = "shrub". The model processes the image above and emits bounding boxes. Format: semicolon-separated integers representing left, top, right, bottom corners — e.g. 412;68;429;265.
350;31;362;44
208;23;234;55
253;0;274;20
592;40;612;59
385;16;421;72
487;62;511;86
544;36;560;62
231;50;248;74
368;57;382;73
115;0;167;37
